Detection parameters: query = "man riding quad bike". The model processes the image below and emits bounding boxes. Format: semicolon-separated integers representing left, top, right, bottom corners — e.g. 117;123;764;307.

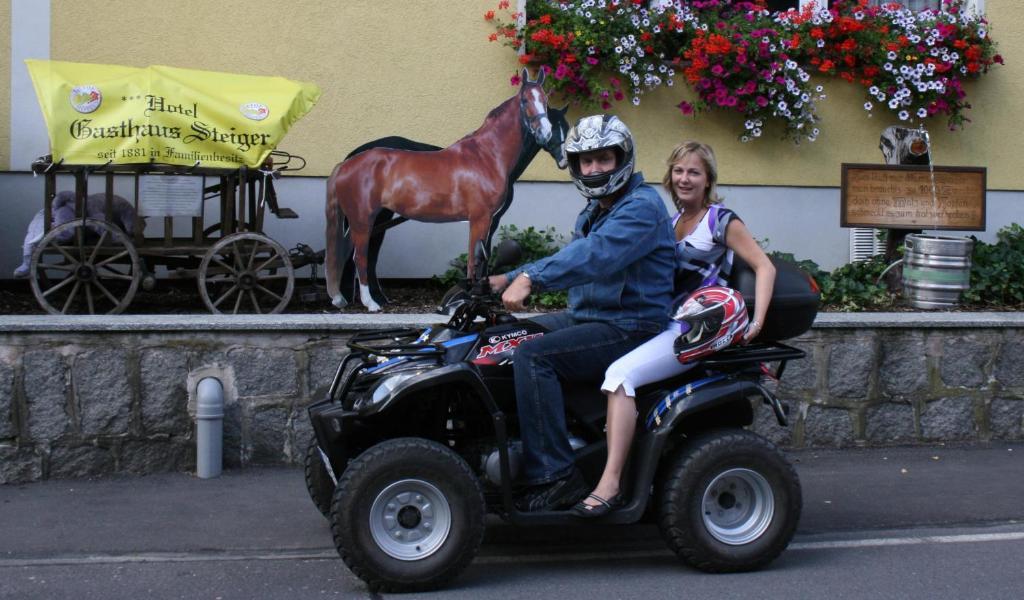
304;240;820;593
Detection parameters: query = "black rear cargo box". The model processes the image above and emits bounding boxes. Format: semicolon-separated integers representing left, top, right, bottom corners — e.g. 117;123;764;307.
731;256;820;342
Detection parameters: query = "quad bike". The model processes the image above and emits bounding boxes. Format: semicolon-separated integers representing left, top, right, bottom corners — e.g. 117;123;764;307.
306;241;820;592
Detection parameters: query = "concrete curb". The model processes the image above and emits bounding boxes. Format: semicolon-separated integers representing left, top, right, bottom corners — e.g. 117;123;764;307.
0;311;1021;332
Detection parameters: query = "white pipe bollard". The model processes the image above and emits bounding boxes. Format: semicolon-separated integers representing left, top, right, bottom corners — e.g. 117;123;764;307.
196;377;225;479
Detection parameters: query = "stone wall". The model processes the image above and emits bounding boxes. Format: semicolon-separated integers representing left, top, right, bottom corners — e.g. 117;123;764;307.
1;313;1022;483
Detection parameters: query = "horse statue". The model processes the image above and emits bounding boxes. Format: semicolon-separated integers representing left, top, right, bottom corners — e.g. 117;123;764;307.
325;69;569;311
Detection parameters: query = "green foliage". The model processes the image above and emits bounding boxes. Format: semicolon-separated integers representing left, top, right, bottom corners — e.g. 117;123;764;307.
964;224;1024;307
433;225;569;308
817;256;896;312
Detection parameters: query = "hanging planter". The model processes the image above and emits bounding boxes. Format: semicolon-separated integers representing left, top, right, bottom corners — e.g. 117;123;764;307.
484;0;1002;142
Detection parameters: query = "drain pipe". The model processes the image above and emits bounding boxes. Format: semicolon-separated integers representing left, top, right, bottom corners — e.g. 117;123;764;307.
196;377;225;479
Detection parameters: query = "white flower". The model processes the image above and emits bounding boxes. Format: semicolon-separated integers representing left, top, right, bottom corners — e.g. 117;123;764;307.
917;107;928;118
632;97;640;106
884;62;894;71
889;99;899;109
869;86;880;95
898;110;909;120
741;135;750;143
753;128;762;137
864;101;873;110
887;51;897;60
815;85;824;93
745;120;755;130
816;39;825;48
615;46;623;54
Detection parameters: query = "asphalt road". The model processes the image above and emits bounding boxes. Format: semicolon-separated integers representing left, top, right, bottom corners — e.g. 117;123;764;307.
1;443;1022;599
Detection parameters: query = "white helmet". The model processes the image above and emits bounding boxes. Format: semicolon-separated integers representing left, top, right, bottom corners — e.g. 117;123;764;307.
563;115;636;199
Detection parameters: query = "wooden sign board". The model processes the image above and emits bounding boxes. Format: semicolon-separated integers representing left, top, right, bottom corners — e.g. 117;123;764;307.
841;164;986;231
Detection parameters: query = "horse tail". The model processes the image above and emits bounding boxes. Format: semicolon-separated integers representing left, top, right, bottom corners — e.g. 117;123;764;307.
324;163;352;307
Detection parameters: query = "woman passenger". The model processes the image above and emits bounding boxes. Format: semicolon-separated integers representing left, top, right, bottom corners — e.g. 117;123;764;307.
573;141;776;517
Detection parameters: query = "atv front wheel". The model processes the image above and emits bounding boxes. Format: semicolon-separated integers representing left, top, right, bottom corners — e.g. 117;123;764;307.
329;437;485;593
304;435;335;518
658;429;801;572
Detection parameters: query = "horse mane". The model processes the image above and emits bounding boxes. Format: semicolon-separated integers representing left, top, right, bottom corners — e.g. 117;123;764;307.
345;136;442;159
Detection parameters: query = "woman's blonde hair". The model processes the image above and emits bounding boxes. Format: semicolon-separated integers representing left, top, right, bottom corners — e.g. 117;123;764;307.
662;141;721;208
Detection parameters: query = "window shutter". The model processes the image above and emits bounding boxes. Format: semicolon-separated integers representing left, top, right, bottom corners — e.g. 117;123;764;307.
850;227;885;262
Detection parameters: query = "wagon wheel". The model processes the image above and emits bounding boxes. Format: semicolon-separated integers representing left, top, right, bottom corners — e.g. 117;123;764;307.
29;218;141;315
198;232;294;314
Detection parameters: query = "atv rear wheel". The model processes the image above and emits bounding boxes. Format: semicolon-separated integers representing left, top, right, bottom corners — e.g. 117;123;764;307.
658;429;801;572
329;437;485;593
304;435;335;518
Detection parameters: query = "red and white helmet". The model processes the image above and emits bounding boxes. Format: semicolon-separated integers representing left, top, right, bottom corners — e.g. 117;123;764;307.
672;286;749;363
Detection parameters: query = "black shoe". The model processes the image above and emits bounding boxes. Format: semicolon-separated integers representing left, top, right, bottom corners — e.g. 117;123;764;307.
571;492;626;518
516;468;589;512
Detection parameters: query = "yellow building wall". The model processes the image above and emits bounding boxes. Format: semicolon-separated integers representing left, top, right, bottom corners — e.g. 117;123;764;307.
0;2;10;170
34;1;1024;190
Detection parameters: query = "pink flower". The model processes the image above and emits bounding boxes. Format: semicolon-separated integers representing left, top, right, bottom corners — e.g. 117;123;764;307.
756;96;769;107
677;101;694;115
510;74;521;86
601;100;612;110
586;56;599;65
613;90;624;101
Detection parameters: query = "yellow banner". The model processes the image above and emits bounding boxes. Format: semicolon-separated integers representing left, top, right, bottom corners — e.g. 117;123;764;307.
26;60;321;169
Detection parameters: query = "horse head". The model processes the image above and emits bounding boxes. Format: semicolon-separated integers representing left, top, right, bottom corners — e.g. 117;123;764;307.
518;68;568;170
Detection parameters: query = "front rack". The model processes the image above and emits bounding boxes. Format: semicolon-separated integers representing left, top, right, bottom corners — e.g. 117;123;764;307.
347;328;444;357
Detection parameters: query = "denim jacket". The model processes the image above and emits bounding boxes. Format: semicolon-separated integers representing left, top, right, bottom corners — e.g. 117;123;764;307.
507;173;675;333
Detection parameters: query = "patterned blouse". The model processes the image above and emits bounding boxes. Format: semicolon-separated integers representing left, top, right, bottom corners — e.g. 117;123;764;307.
672;204;740;308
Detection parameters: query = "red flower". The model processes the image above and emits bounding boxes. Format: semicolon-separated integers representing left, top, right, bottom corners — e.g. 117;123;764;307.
498;0;509;9
484;10;495;21
819;59;834;72
540;14;552;24
488;33;498;42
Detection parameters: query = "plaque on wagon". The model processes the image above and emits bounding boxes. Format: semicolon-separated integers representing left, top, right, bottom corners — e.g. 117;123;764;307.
840;164;986;231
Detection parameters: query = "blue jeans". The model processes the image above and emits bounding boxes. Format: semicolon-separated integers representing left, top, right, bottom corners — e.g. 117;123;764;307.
514;312;653;485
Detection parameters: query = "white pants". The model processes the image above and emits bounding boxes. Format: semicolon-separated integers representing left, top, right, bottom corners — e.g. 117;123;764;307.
601;325;695;397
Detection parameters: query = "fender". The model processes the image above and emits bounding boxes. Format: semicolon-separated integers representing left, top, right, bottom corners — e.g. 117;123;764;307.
596;376;766;525
362;362;500;417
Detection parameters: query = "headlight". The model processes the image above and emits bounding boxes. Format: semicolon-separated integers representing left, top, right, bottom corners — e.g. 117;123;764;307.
364;372;419;409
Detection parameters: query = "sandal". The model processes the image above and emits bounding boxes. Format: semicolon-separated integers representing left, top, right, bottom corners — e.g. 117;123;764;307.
571;492;625;518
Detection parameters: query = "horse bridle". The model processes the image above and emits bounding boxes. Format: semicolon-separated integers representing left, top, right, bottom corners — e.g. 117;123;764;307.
519;85;551;145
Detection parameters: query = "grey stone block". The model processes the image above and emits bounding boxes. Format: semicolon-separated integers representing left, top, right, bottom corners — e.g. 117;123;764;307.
24;350;70;442
776;351;816;397
0;446;43;483
990;398;1023;440
994;336;1024;389
879;334;928;397
74;349;131;436
291;409;315;461
119;440;193;475
865;402;916;443
307;343;350;399
803;405;855;447
749;401;793;447
49;443;115;479
0;362;14;438
921;397;976;441
940;335;991;388
827;338;875;399
226;348;298;397
141;349;190;434
222;403;244;469
250;407;289;465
